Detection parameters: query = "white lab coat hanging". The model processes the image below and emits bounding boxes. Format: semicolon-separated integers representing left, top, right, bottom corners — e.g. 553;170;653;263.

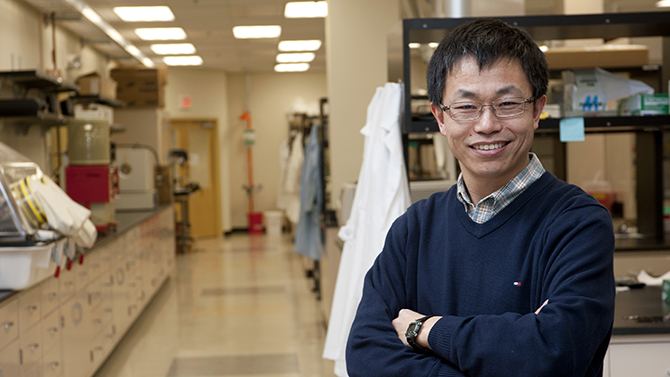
322;82;411;377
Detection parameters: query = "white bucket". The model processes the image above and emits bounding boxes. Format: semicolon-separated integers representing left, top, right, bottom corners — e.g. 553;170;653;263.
264;211;283;237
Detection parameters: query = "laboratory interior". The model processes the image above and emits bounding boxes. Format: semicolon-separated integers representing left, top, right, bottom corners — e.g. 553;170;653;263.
1;0;670;376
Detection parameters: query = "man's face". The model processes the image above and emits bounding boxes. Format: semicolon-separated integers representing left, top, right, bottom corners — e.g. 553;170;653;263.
431;56;546;189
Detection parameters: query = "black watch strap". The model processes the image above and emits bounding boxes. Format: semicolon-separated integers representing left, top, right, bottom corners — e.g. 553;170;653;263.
405;315;433;352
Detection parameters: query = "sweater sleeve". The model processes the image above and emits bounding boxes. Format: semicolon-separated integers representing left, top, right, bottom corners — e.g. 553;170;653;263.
427;203;616;377
346;214;464;377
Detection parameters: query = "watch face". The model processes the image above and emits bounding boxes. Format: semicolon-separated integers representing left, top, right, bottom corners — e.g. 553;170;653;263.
406;321;420;338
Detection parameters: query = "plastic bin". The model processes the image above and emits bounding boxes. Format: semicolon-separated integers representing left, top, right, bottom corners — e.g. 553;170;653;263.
248;212;264;234
0;241;59;290
264;211;283;237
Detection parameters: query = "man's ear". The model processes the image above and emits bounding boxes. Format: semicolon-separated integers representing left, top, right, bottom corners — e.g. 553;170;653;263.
431;102;447;136
532;95;547;130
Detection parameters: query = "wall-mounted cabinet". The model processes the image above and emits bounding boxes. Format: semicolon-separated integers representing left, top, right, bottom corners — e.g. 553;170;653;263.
388;11;670;246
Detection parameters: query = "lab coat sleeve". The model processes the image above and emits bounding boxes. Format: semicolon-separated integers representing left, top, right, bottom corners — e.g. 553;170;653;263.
427;206;615;376
346;214;464;377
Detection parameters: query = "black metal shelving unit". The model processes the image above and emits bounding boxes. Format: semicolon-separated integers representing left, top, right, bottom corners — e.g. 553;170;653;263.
388;11;670;246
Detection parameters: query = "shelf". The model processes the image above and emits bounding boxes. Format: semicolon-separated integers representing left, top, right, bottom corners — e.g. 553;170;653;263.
537;115;670;133
0;70;79;93
0;112;71;127
402;11;670;44
73;95;126;108
406;115;670;134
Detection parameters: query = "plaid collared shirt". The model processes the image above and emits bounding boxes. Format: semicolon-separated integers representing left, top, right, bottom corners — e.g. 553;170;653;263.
457;153;546;224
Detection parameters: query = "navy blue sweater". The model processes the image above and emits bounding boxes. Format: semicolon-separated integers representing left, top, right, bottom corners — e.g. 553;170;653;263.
346;172;615;377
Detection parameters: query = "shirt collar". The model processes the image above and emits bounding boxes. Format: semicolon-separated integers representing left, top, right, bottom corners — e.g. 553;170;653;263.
457;153;545;210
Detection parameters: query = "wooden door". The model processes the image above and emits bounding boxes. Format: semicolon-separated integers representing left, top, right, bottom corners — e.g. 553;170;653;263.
171;119;221;238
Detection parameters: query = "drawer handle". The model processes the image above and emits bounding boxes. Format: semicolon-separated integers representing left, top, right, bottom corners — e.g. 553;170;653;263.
2;321;14;329
104;308;113;313
64;281;74;287
27;305;38;313
49;327;58;334
50;361;60;369
29;343;39;351
48;292;58;299
79;272;88;277
93;263;101;268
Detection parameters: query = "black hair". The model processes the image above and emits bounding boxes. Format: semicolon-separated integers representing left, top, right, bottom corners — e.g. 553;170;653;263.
426;18;549;106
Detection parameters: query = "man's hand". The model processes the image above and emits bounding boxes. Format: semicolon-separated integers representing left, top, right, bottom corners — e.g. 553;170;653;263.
392;309;440;349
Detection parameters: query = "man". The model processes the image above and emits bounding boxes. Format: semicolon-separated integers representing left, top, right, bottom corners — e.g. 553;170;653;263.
345;18;615;377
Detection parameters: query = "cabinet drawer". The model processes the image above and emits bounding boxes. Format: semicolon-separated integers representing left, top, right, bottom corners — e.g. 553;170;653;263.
41;277;60;316
20;322;43;368
0;297;19;350
58;269;76;304
18;285;42;334
74;260;91;290
86;249;106;281
42;309;61;352
43;343;63;377
0;339;20;377
609;342;670;377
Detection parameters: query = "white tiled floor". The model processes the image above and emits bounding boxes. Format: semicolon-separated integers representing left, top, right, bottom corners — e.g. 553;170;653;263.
93;233;337;377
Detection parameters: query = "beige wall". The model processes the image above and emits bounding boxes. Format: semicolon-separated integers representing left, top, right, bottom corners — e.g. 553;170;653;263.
226;72;327;229
164;68;232;232
326;0;401;209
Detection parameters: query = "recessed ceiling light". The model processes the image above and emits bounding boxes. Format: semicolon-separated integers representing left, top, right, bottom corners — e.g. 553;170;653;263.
539;45;549;52
276;53;316;63
275;63;310;72
284;1;328;18
233;25;281;39
135;27;187;41
151;43;197;55
113;6;175;22
163;56;204;66
409;43;420;49
656;0;670;7
278;40;322;52
428;42;439;48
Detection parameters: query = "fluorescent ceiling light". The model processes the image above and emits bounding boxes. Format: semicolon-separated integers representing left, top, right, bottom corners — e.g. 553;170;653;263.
656;0;670;6
233;25;281;39
284;1;328;18
428;42;439;48
539;45;549;52
276;52;316;63
60;0;154;67
278;40;322;52
409;43;420;49
135;27;187;41
275;63;310;72
151;43;196;55
163;56;204;66
113;6;175;22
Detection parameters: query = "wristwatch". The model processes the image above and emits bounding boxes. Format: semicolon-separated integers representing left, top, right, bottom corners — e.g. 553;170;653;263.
405;315;433;352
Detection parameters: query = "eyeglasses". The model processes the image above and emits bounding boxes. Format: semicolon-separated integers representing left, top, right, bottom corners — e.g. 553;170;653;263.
440;97;534;121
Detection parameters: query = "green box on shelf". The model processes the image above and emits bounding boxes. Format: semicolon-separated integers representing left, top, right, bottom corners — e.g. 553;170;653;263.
618;94;669;116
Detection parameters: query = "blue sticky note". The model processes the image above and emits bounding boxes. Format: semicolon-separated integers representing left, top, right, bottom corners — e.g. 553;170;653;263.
559;118;585;142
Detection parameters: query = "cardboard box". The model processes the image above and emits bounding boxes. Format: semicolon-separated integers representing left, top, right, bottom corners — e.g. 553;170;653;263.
544;45;649;70
618;94;669;116
76;72;118;99
111;67;167;108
